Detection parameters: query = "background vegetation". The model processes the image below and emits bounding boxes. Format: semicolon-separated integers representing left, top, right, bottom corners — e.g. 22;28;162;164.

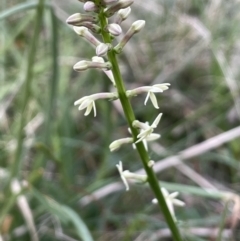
0;0;240;240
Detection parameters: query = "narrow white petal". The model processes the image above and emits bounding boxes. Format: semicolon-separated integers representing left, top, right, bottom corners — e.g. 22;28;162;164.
103;70;115;85
143;139;148;151
79;99;92;110
116;161;129;191
116;161;123;172
169;192;179;199
149;92;159;109
74;96;88;105
144;92;150;105
172;199;185;207
135;135;145;144
146;133;160;141
150;87;164;93
137;129;150;139
128;127;132;134
93;101;97;117
152;113;162;128
161;187;169;197
121;175;129;191
153;83;171;91
84;103;93;116
167;200;175;219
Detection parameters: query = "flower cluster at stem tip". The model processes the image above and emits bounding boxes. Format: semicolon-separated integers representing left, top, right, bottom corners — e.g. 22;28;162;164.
67;0;184;222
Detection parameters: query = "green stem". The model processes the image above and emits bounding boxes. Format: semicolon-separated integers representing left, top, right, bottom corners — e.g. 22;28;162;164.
98;9;183;241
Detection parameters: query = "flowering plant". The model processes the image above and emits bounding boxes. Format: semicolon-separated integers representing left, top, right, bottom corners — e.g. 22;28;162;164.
67;1;184;240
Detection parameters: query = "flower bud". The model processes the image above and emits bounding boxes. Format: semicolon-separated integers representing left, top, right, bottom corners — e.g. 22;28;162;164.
148;160;155;168
84;1;99;12
106;23;122;36
66;13;98;26
73;60;89;71
114;20;145;53
74;92;118;117
109;137;133;152
74;60;112;72
115;7;131;24
73;26;101;46
76;22;101;34
131;20;145;33
104;0;134;18
96;43;111;56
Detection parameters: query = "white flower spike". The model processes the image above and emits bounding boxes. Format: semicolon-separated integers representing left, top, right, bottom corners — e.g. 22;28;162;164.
152;187;185;221
133;113;162;143
74;92;117;117
127;83;171;109
116;161;147;191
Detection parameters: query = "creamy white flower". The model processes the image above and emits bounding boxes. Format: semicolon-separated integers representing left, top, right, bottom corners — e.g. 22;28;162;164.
133;113;162;143
152;187;185;221
116;161;129;191
116;161;147;191
128;127;160;150
127;84;170;109
74;92;117;117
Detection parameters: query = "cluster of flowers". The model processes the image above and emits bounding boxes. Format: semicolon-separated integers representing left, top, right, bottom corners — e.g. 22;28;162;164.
67;0;184;221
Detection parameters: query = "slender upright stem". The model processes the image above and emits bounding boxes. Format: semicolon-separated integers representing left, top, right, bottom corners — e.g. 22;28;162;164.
97;8;183;241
